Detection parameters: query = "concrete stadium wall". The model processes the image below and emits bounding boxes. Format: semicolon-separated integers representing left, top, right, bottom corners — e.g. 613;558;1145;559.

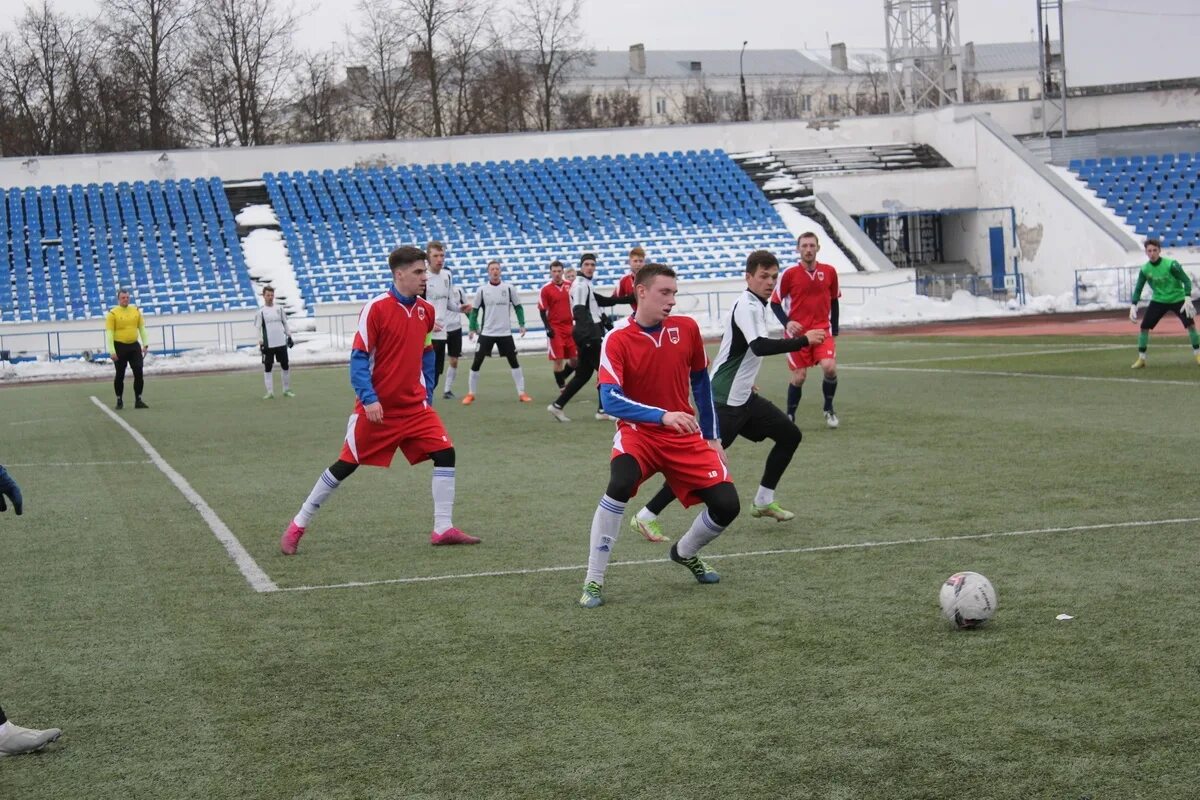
813;169;979;215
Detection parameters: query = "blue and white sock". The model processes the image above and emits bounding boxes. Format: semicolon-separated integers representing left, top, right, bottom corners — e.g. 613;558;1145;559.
586;495;626;585
677;509;725;558
295;469;340;527
432;467;455;534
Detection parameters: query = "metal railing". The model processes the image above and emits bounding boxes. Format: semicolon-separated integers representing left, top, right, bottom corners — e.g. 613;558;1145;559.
0;281;922;362
915;272;1026;305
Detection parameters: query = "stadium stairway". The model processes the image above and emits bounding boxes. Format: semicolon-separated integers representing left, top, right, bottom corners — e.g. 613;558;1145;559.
733;143;952;272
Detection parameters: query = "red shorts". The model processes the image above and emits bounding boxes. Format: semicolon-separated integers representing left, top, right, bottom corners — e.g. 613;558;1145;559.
339;406;452;467
612;424;731;508
786;332;837;370
547;325;577;361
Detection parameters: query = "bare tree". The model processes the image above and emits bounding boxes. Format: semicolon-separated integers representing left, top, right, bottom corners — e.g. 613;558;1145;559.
397;0;464;137
99;0;196;149
472;45;534;133
287;48;342;142
508;0;589;131
560;86;640;129
194;0;298;146
185;37;234;146
441;6;488;136
0;1;97;155
344;0;415;140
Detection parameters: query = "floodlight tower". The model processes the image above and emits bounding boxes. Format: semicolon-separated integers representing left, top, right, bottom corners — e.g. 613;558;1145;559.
1037;0;1067;138
884;0;963;113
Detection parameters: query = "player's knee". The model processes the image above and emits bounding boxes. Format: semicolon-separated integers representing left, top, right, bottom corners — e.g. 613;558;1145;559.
430;447;455;468
790;371;806;386
329;459;358;481
706;484;740;527
778;423;802;450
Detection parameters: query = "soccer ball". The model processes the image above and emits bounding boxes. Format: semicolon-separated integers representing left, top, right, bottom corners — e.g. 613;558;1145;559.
939;571;998;629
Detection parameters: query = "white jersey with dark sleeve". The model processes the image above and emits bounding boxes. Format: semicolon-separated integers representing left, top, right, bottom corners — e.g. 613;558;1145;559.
472;281;522;337
709;289;772;407
425;268;455;341
254;305;290;349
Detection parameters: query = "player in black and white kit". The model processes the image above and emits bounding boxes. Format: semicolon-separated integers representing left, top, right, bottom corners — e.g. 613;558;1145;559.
423;241;470;399
463;260;532;404
253;286;294;399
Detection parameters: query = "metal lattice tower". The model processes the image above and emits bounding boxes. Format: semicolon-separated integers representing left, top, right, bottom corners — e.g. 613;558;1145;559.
1037;0;1067;138
884;0;964;113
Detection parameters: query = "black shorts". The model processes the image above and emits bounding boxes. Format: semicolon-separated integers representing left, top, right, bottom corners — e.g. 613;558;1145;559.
476;335;517;359
263;345;289;371
717;393;796;448
443;329;463;358
1142;300;1195;331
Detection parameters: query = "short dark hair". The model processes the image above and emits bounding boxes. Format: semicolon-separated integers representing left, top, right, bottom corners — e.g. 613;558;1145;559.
745;250;779;274
798;232;820;244
635;263;676;288
579;252;597;266
487;259;501;269
1144;237;1161;248
550;260;564;269
388;246;427;271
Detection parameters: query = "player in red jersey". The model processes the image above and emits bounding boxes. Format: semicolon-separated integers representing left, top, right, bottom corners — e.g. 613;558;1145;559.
614;245;644;311
577;263;740;609
770;231;842;428
538;260;578;390
281;246;478;555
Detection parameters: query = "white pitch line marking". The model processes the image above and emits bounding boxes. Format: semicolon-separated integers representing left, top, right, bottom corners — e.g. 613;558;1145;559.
842;364;1200;386
849;343;1126;367
8;417;71;426
6;460;152;467
275;516;1199;594
89;396;278;593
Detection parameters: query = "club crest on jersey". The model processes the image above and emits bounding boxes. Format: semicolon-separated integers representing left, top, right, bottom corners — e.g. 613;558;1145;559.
417;306;426;319
667;327;680;344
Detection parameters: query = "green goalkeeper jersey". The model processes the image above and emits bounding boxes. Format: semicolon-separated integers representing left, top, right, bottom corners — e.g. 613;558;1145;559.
1132;258;1192;305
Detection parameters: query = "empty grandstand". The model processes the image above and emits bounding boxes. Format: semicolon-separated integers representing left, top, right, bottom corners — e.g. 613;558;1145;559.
1069;153;1200;247
1;178;255;324
264;149;795;306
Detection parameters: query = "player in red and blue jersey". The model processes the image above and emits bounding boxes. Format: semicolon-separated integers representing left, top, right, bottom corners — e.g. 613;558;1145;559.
577;263;740;608
538;260;577;389
770;231;842;428
281;246;478;555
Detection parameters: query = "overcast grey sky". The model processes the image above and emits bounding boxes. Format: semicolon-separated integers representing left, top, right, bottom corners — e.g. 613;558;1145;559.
5;0;1044;53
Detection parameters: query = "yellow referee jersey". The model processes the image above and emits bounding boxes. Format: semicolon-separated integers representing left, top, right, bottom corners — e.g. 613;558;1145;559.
105;305;148;351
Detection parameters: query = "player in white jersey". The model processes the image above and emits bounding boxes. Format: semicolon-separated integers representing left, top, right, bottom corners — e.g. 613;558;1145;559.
423;241;470;399
253;286;294;399
630;250;827;540
463;260;532;404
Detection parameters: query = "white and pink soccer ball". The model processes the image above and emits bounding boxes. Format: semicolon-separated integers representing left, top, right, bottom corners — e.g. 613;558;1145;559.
939;571;998;629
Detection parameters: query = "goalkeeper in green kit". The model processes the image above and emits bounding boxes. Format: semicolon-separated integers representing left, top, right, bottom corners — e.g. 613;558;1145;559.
1129;237;1199;369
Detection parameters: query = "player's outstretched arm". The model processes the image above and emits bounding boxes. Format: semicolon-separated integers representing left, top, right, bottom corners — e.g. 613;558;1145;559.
599;383;669;426
0;465;23;515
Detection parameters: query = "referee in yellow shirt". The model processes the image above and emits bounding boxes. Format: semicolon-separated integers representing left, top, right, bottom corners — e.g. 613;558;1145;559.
105;289;150;409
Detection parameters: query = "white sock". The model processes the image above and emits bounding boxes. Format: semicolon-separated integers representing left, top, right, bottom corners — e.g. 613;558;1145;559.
636;507;657;523
294;469;342;527
469;370;480;395
677;509;725;558
263;372;273;393
444;365;457;391
282;369;291;391
754;486;774;507
586;495;626;585
432;467;455;534
511;366;525;394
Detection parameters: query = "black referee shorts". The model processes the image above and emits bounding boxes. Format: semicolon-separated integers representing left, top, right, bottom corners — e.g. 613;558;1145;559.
717;393;797;448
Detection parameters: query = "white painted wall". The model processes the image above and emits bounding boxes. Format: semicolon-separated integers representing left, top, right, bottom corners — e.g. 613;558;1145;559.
813;168;978;215
968;116;1139;296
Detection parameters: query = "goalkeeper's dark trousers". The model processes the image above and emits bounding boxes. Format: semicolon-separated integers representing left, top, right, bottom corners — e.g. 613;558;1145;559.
113;342;144;398
1140;300;1195;331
